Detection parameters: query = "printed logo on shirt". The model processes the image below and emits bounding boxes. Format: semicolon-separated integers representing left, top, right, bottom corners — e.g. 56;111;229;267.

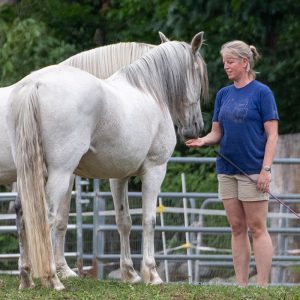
220;97;250;124
233;98;249;123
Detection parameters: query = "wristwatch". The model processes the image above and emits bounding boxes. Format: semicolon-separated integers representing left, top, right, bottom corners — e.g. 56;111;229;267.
263;165;271;173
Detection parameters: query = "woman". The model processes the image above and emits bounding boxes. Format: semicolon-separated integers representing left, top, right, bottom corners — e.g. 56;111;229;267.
186;40;279;287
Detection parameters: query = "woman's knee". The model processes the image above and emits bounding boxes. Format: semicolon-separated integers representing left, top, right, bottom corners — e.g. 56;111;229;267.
247;220;267;239
229;219;248;236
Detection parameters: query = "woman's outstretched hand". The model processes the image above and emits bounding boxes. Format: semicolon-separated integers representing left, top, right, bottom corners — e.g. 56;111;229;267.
185;138;206;148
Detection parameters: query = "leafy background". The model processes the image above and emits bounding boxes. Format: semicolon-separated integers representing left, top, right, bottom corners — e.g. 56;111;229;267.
0;0;299;196
1;0;299;133
0;0;299;194
0;0;299;278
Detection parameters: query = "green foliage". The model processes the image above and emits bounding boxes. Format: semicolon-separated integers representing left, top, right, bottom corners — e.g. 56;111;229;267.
102;0;172;44
0;17;76;86
1;0;299;129
163;147;217;194
12;0;103;49
0;233;18;254
103;0;300;134
0;234;19;270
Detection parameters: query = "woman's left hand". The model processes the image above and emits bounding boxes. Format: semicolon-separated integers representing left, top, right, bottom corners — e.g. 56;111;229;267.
257;170;271;192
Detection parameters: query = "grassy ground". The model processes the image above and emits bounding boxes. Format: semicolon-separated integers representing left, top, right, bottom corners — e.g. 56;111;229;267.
1;275;300;300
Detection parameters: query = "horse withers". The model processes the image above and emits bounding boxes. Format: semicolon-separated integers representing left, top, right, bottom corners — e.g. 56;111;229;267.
6;32;208;290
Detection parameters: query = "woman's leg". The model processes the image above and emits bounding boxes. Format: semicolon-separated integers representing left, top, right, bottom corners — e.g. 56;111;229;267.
243;200;273;287
222;198;251;286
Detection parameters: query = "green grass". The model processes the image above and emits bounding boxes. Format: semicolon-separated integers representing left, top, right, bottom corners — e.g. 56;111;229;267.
0;275;300;300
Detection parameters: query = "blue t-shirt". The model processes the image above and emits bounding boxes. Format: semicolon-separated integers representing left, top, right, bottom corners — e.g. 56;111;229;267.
212;80;279;175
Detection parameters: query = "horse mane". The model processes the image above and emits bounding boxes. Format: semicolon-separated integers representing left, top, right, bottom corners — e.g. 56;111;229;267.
121;41;209;119
60;42;155;79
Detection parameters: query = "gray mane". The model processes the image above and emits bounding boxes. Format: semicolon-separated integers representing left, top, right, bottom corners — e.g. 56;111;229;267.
121;41;208;119
60;42;155;79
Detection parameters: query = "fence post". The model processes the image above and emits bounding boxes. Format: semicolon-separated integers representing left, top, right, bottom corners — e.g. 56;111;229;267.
181;173;193;284
94;181;106;279
92;179;99;278
75;176;84;275
158;196;169;282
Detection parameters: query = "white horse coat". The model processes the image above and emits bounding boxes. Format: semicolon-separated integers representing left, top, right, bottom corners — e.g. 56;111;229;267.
6;32;208;290
0;42;155;284
0;85;16;183
1;42;155;183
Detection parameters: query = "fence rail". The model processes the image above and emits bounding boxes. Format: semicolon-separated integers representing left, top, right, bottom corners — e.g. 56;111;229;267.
1;156;300;285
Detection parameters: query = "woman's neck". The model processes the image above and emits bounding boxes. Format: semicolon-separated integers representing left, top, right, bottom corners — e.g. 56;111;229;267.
234;75;253;88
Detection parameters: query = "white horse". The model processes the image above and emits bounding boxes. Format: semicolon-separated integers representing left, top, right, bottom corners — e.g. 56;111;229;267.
0;42;155;284
1;41;154;184
6;32;209;290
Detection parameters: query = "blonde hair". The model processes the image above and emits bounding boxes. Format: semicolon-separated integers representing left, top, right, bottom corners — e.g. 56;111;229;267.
220;40;260;79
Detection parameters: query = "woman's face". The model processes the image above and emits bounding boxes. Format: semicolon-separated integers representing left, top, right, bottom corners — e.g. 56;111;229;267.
222;54;248;82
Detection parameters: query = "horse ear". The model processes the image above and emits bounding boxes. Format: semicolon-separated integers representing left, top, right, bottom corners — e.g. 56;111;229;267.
191;32;204;54
159;32;170;43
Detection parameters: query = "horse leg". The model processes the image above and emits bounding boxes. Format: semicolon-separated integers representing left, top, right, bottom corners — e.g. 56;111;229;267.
7;182;17;213
39;170;77;290
53;174;78;278
15;195;35;289
110;178;142;283
140;165;167;284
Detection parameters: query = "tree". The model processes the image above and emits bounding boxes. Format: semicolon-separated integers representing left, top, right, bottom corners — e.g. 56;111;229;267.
102;0;300;134
1;1;299;132
0;0;299;193
0;18;76;85
0;0;106;85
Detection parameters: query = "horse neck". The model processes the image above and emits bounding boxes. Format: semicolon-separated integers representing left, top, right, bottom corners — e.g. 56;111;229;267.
118;42;192;116
60;42;155;80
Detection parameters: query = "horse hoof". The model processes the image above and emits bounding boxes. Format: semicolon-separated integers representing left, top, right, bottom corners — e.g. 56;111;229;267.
141;267;164;285
130;275;142;284
150;278;164;285
19;282;35;290
62;271;78;278
122;275;142;284
58;268;78;278
54;283;65;291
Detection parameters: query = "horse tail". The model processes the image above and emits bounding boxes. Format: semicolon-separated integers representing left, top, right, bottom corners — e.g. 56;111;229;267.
14;82;53;278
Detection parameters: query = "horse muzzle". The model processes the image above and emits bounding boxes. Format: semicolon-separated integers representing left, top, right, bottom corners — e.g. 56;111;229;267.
176;117;204;141
182;129;199;140
181;122;203;140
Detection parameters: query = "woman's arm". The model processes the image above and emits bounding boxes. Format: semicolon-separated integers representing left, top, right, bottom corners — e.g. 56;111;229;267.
257;120;278;192
185;122;222;148
262;120;279;168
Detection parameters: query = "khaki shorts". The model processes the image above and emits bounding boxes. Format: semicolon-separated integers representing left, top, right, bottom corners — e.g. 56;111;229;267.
217;174;269;202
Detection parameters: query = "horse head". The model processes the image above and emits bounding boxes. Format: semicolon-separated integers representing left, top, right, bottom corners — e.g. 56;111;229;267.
160;32;209;141
121;32;209;141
